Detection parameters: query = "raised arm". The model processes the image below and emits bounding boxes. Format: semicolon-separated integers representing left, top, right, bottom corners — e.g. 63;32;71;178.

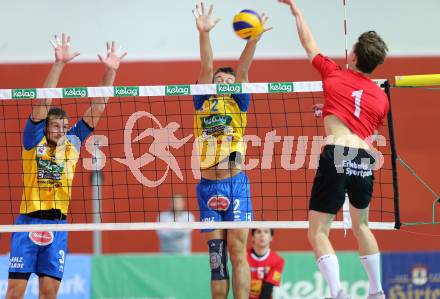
278;0;320;62
31;33;80;122
236;14;271;83
192;2;220;84
82;41;126;129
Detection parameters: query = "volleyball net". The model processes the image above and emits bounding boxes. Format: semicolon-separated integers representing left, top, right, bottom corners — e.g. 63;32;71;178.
0;81;400;232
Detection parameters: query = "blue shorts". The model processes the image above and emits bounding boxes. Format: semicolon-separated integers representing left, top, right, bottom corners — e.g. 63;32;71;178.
197;172;253;232
8;215;68;280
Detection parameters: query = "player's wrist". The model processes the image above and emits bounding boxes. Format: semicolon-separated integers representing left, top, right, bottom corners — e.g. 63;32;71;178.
53;60;65;67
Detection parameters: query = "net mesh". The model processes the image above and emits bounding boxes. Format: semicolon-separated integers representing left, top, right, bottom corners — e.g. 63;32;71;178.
0;82;398;231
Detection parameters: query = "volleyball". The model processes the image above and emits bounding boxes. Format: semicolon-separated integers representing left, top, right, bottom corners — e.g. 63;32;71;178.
233;9;263;40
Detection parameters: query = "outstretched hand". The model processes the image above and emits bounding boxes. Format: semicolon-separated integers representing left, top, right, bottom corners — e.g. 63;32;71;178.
278;0;301;16
98;41;127;71
251;13;272;41
50;33;80;63
192;2;220;33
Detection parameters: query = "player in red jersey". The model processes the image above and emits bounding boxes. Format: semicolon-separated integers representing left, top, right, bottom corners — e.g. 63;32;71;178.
248;229;285;299
279;1;388;299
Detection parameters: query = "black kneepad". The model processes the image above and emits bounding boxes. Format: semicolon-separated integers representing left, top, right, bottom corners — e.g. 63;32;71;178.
208;239;229;280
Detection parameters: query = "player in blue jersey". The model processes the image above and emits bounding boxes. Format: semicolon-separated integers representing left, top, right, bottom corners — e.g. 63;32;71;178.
6;34;126;299
192;3;270;299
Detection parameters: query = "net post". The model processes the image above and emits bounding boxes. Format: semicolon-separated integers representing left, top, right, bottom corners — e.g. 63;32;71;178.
383;80;401;229
92;141;103;254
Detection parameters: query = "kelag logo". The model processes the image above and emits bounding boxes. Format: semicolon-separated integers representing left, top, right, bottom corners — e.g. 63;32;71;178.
12;89;36;99
165;85;190;96
114;86;139;97
217;84;242;94
268;82;294;93
63;87;88;98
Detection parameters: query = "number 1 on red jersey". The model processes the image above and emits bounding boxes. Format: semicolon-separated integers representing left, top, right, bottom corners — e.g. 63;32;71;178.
352;90;364;118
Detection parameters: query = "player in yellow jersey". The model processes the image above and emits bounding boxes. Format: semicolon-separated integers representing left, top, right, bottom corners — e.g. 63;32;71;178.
192;3;270;299
6;34;126;299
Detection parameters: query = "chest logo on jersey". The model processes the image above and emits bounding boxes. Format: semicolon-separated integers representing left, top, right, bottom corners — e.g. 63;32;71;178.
36;144;48;157
29;231;54;246
37;158;64;181
201;115;232;128
207;195;230;211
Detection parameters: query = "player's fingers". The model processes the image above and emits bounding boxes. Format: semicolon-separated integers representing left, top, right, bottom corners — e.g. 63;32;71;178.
49;39;58;49
72;52;80;59
200;2;205;15
263;27;273;33
97;54;104;63
55;35;61;46
106;42;111;53
120;52;128;60
111;41;115;52
192;9;199;19
208;4;213;16
62;33;66;44
213;18;221;26
66;35;71;46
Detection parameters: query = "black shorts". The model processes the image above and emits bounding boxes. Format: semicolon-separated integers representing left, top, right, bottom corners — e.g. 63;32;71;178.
309;145;376;214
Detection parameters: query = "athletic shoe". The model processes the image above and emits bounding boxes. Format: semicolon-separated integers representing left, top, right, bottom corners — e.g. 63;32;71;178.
367;290;385;299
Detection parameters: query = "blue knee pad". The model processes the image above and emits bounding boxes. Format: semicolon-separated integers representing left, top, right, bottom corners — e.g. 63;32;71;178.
208;239;229;280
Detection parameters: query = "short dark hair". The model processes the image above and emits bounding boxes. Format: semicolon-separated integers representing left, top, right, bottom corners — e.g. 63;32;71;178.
46;107;68;120
251;228;274;236
354;31;388;74
214;67;236;78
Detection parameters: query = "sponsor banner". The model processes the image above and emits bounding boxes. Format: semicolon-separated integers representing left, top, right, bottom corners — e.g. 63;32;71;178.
11;88;37;99
92;252;369;299
273;252;368;299
62;87;88;98
165;85;191;96
268;82;294;93
0;254;91;299
216;83;242;94
382;252;440;298
114;86;139;97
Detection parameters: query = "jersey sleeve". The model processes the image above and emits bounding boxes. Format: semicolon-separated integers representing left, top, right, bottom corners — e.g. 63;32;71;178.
231;93;251;112
67;118;94;151
23;118;46;151
312;54;341;79
264;255;285;286
193;95;211;110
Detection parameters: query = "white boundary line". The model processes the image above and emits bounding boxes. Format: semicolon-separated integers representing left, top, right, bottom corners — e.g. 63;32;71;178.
0;221;396;233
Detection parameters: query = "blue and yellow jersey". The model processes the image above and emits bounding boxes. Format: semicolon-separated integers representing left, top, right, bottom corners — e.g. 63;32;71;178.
193;93;250;169
20;118;93;215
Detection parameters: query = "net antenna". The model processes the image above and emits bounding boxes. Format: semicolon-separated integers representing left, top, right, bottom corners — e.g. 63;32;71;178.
393;74;440;227
343;0;349;69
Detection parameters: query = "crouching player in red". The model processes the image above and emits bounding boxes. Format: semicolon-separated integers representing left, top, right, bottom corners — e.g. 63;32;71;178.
248;229;285;299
